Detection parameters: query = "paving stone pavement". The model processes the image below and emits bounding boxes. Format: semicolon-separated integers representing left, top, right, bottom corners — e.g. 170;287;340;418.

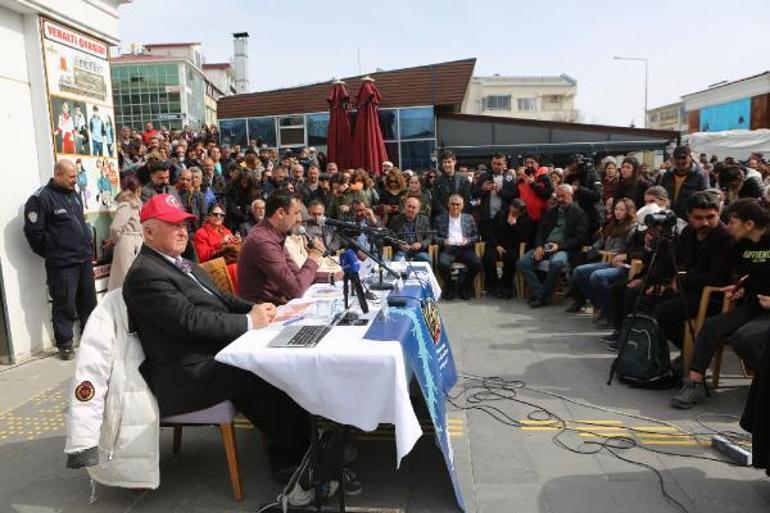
0;297;768;513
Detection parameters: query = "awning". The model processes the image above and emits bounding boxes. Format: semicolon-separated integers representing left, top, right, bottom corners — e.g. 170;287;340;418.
443;139;672;158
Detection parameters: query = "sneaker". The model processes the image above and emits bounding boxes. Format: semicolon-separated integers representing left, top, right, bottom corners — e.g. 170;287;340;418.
565;300;585;313
284;480;340;507
670;378;707;409
58;347;75;361
342;468;362;496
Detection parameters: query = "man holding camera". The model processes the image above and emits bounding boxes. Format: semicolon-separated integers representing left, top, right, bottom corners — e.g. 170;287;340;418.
563;154;603;237
472;153;517;242
518;184;588;307
514;154;553;222
604;192;732;351
671;199;770;409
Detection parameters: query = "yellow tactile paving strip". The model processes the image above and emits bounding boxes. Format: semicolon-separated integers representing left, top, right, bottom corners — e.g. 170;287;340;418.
234;416;466;440
0;385;68;442
519;419;710;446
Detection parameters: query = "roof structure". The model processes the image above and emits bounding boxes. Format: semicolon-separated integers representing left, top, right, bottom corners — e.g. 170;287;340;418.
217;58;476;119
203;63;231;70
144;42;201;48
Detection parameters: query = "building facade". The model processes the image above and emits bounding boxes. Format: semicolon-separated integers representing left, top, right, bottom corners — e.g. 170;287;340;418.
682;71;770;133
0;0;129;364
646;101;687;134
111;43;229;130
461;74;578;122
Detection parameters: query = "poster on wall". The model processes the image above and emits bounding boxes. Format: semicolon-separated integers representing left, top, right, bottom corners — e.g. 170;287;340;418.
40;18;117;270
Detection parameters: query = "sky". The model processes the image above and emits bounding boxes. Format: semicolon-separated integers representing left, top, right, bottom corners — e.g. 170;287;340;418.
117;0;770;127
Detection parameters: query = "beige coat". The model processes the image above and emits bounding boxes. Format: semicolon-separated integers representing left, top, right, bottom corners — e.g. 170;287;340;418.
107;193;143;291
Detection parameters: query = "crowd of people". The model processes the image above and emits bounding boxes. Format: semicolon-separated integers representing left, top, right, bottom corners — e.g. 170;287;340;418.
24;122;770;502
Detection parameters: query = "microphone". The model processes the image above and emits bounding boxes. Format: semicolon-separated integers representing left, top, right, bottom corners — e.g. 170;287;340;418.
339;249;368;313
294;225;328;257
317;216;387;235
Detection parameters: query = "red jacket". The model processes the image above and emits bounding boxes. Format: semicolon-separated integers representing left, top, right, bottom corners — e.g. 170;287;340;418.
517;166;553;221
193;222;233;262
141;129;158;144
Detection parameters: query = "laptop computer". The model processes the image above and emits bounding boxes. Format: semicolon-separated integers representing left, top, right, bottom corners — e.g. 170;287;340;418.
267;325;331;348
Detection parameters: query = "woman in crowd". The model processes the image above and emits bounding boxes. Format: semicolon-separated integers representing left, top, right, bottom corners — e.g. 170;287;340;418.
224;167;260;233
423;169;438;198
481;199;535;299
106;175;143;291
193;203;241;290
613;156;651;209
601;157;619;213
344;169;377;207
565;197;637;323
378;168;406;224
404;174;432;218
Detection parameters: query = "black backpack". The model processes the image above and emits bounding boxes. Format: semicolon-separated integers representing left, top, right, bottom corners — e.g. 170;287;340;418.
607;313;675;389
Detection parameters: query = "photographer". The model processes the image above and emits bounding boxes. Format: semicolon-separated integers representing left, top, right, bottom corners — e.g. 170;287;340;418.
472;153;517;241
518;184;588;308
659;145;709;219
672;199;770;409
513;153;553;222
603;192;733;352
563;154;604;237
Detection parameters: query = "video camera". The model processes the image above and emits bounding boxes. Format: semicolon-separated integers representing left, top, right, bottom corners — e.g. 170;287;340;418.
644;209;678;230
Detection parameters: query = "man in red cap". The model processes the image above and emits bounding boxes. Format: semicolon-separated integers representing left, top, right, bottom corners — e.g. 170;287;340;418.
122;194;311;481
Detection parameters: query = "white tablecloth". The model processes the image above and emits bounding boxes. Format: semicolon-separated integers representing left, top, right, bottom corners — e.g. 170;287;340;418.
215;275;438;467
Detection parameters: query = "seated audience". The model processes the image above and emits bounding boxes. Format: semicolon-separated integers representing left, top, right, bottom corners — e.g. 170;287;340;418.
387;196;432;263
671;199;770;409
614;156;651;210
238;192;327;305
238;198;266;238
140;160;179;203
566;197;637;319
305;200;342;254
518;185;588;308
435;194;480;300
122;194;310;484
481;198;535;299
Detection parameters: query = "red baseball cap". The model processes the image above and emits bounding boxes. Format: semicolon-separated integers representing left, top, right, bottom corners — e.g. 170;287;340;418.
140;194;197;224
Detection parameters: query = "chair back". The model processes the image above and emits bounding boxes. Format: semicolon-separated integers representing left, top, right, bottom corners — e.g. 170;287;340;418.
199;257;235;295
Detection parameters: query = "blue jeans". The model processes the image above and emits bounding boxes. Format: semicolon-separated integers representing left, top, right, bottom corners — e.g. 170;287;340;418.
571;262;611;304
589;266;627;319
517;249;569;300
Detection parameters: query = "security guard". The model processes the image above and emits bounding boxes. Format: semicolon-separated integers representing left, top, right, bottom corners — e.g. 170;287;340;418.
24;159;96;360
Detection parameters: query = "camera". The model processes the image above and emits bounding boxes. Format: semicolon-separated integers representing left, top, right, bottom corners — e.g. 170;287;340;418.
644;210;678;229
544;242;557;254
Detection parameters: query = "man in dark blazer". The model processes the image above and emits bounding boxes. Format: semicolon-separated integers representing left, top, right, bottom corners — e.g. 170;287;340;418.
434;194;480;300
122;193;309;479
517;184;588;307
387;196;432;262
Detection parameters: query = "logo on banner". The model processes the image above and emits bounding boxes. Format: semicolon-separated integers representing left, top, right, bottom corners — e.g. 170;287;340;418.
422;299;442;345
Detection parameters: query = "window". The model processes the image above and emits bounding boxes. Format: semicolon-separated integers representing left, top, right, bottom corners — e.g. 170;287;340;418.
247;116;277;147
378;109;398;140
400;140;435;170
517;97;537;111
219;119;247;147
545;95;562;104
279;115;305;146
484;95;511;111
306;113;329;148
398;107;434;140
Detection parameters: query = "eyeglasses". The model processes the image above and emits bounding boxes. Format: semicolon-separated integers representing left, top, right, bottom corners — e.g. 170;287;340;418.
210;212;225;218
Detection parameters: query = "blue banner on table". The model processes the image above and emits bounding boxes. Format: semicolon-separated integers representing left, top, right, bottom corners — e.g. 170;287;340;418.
365;284;464;511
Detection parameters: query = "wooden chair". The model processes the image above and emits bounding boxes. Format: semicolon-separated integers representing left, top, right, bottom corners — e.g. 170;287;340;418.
599;251;618;263
681;286;733;377
431;242;484;298
199;257;236;295
629;259;644;280
514;242;527;300
161;401;243;501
